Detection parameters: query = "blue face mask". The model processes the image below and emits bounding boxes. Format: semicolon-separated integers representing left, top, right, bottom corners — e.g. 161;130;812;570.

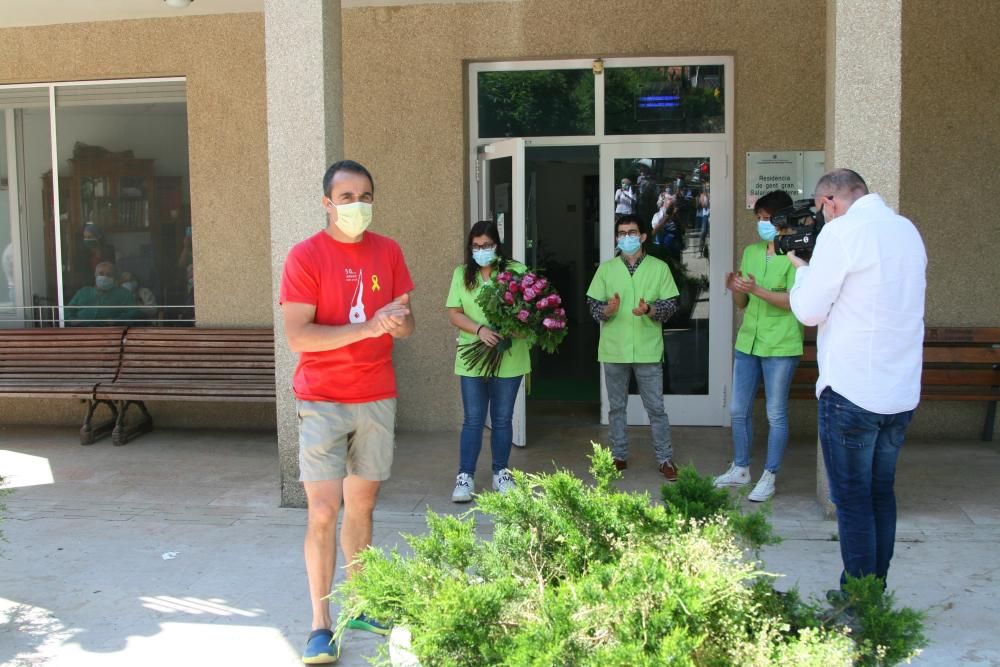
472;248;497;267
617;235;642;255
757;220;777;242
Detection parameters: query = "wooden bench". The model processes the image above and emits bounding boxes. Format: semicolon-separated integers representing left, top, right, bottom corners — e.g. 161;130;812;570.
0;326;276;446
0;327;127;444
93;327;276;446
784;326;999;440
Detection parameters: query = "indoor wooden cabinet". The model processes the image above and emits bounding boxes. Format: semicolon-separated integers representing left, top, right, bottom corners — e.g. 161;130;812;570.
43;156;160;301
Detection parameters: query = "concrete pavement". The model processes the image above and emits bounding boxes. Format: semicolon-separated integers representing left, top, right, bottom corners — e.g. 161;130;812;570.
1;421;998;666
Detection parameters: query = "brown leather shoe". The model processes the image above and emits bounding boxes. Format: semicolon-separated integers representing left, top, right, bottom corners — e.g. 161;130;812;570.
659;460;678;482
613;458;628;471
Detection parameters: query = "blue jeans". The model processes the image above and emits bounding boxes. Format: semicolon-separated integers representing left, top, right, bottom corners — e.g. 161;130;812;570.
730;350;799;473
459;375;523;475
604;362;672;464
819;387;914;586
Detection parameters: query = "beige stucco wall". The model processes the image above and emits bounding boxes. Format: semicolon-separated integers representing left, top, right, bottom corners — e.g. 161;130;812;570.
0;14;275;428
0;13;272;328
340;0;827;431
901;0;1000;327
898;0;1000;439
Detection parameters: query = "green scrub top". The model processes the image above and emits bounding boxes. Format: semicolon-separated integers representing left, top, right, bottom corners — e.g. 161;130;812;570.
586;254;679;364
733;241;804;357
446;262;531;378
65;286;141;325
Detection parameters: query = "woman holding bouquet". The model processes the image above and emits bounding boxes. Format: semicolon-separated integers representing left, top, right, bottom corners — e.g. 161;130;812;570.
445;220;530;502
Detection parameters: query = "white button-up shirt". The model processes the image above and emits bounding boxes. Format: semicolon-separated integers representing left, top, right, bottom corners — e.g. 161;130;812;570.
790;193;926;414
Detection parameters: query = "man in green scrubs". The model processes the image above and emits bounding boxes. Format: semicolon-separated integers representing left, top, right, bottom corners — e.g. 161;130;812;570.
66;261;142;326
586;214;681;480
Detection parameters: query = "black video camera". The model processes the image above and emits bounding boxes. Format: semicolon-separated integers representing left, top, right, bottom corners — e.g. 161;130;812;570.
772;199;826;259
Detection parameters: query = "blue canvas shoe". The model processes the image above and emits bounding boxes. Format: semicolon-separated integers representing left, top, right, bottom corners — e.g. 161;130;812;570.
302;629;340;664
346;612;390;636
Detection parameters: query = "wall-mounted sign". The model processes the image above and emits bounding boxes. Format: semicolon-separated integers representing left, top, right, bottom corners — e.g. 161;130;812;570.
746;151;826;209
802;151;826;204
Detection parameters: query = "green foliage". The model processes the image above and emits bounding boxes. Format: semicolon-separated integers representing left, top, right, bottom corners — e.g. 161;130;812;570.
336;444;925;666
838;576;927;666
661;465;779;551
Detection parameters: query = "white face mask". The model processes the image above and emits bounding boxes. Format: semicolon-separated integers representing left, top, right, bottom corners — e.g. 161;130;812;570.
123;281;138;292
332;201;373;238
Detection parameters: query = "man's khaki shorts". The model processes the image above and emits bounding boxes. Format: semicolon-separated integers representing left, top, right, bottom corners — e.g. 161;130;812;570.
296;398;396;482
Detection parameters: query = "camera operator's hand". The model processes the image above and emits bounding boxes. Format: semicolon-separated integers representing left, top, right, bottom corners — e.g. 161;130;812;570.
786;250;808;269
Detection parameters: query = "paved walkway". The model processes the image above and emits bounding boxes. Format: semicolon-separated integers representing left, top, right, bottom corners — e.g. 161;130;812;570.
1;422;998;666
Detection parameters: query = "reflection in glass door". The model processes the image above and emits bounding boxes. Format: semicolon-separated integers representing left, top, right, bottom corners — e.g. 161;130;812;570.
0;111;18;323
600;142;732;426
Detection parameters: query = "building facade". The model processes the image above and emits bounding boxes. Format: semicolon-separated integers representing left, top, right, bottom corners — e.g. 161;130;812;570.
1;0;997;506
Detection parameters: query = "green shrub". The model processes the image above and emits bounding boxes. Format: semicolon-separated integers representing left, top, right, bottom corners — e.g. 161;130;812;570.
661;464;778;551
336;444;924;666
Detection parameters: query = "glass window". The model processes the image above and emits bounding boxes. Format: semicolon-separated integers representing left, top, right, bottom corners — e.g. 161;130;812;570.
1;116;11;316
477;70;595;138
54;82;193;326
0;80;192;328
605;65;725;135
0;88;55;328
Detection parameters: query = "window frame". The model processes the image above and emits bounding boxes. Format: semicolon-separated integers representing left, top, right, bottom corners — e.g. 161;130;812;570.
467;56;734;231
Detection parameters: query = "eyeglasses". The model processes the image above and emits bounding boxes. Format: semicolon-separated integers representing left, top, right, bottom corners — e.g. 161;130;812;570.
615;230;641;239
471;243;496;252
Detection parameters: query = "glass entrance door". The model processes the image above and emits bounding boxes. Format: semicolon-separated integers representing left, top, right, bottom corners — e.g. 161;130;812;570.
476;138;527;446
599;142;732;425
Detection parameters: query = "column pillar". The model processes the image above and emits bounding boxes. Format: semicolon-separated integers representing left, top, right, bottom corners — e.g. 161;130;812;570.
818;0;903;512
265;0;344;507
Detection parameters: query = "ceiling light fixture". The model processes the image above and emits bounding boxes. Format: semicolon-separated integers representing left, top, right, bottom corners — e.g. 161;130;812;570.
164;0;194;8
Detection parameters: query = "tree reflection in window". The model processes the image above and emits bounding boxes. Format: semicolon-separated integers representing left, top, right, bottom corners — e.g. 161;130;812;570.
477;70;595;138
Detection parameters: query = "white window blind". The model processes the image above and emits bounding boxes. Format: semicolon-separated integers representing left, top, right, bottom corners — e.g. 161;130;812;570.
0;87;49;109
55;81;187;107
0;80;186;109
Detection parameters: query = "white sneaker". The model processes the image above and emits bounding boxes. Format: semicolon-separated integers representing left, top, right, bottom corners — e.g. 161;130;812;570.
492;468;516;493
748;470;776;502
451;473;474;503
512;441;526;448
713;463;750;488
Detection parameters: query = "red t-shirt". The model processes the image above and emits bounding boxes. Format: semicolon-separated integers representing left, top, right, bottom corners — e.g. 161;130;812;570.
279;230;414;403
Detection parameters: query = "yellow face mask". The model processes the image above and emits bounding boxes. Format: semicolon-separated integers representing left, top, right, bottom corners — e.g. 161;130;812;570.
333;202;373;238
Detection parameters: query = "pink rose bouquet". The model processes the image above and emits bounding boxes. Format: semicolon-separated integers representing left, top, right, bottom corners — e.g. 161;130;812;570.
459;269;569;376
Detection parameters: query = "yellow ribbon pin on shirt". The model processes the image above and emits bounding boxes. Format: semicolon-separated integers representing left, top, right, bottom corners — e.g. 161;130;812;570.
371;275;381;292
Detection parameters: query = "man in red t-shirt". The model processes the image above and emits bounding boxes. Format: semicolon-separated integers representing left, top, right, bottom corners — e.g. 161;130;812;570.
280;160;414;663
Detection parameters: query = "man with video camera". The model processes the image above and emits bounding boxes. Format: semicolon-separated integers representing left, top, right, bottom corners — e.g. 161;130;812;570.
787;168;926;594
